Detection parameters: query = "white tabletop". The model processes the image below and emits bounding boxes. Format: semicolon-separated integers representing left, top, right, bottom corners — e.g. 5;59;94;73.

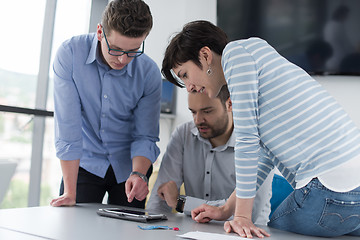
0;228;46;240
0;203;356;240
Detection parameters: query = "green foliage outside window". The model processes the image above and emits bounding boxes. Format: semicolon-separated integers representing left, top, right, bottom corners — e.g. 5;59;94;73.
0;179;52;209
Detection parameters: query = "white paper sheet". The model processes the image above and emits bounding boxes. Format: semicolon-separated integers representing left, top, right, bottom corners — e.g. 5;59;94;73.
177;231;247;240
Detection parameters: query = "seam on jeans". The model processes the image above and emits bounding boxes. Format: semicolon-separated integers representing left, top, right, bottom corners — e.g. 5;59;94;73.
318;198;330;231
270;188;311;222
313;179;360;194
270;206;300;222
298;186;311;208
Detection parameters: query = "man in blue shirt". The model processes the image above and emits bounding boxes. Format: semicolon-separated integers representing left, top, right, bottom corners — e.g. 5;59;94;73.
50;0;161;208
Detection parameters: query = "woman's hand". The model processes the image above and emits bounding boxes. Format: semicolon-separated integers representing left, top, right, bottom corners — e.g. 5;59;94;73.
224;216;270;238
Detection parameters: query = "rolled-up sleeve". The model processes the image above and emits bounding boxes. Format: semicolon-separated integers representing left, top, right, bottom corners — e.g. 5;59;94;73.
53;41;83;160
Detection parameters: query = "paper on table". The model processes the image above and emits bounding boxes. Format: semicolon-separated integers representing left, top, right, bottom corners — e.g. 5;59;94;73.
177;231;247;240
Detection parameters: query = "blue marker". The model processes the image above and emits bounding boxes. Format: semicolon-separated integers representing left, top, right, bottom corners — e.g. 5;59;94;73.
138;225;179;231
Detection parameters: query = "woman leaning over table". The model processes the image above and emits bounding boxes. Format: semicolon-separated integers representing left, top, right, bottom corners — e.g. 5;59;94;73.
161;20;360;238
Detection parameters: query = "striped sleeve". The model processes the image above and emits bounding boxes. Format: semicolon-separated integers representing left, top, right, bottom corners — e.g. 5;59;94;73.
224;37;360;192
222;40;261;198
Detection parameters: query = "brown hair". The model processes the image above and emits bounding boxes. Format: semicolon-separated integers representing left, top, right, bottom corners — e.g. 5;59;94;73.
102;0;153;38
217;84;230;107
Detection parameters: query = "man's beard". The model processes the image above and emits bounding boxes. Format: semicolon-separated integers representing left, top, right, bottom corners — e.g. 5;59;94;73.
197;114;229;140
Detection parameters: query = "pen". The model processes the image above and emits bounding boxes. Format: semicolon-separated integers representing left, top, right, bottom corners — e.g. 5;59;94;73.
138;225;179;231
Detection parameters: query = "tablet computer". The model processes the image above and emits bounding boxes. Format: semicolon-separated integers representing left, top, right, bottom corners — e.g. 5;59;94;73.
97;208;167;223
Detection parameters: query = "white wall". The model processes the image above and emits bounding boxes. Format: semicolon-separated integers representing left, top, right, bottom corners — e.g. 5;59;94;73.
315;76;360;128
144;0;217;160
143;1;360;161
145;0;216;125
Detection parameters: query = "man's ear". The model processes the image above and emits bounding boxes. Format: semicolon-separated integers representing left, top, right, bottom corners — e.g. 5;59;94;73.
226;97;232;112
199;46;213;65
96;24;103;41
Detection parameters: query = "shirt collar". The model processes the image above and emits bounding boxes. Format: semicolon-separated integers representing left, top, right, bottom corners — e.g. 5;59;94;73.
190;123;235;151
85;33;134;77
85;34;98;65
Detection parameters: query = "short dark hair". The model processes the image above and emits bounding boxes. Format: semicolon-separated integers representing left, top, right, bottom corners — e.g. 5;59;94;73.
162;20;228;88
102;0;153;38
217;84;230;106
190;84;230;109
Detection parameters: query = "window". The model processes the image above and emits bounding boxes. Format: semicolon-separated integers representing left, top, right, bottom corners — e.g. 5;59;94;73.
0;0;92;208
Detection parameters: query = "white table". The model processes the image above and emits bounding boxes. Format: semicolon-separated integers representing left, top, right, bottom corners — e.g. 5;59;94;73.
0;203;356;240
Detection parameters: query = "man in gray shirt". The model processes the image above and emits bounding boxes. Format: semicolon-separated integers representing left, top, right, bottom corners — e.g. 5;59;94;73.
146;85;274;225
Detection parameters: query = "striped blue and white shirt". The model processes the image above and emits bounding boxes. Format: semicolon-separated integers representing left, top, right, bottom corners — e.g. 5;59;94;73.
222;37;360;199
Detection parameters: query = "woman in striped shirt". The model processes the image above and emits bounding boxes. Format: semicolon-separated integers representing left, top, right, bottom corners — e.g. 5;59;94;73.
161;20;360;238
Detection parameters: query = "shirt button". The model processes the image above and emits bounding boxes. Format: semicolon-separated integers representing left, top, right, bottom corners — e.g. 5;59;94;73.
210;150;214;153
104;94;108;99
102;114;106;117
206;194;209;197
101;129;105;133
206;171;210;174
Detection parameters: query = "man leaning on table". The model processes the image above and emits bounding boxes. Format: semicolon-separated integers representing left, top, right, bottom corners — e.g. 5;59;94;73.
50;0;161;208
146;85;274;225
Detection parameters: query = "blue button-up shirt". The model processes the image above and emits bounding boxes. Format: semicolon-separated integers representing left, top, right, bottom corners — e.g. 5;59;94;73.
53;33;161;183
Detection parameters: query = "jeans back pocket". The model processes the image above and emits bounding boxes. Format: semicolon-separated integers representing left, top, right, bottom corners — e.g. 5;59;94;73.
319;198;360;235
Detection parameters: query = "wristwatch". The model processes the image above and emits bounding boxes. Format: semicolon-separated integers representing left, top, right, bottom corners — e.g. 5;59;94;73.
176;195;186;213
130;171;148;185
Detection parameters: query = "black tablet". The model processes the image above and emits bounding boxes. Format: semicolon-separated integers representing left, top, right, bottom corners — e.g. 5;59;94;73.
97;208;167;223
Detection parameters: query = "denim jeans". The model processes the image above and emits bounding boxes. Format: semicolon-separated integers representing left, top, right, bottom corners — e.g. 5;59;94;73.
268;178;360;237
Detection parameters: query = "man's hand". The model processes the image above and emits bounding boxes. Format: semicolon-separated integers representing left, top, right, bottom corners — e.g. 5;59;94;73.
224;216;270;238
50;159;79;207
157;181;179;208
191;204;231;223
125;174;149;203
50;192;76;207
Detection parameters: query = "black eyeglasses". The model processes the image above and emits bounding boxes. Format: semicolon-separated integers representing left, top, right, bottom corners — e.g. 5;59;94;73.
102;28;144;58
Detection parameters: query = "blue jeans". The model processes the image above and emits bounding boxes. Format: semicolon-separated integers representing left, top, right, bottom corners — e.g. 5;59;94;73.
268;178;360;237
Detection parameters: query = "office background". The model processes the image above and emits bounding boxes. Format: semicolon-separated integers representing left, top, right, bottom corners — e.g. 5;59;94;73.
0;0;359;209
